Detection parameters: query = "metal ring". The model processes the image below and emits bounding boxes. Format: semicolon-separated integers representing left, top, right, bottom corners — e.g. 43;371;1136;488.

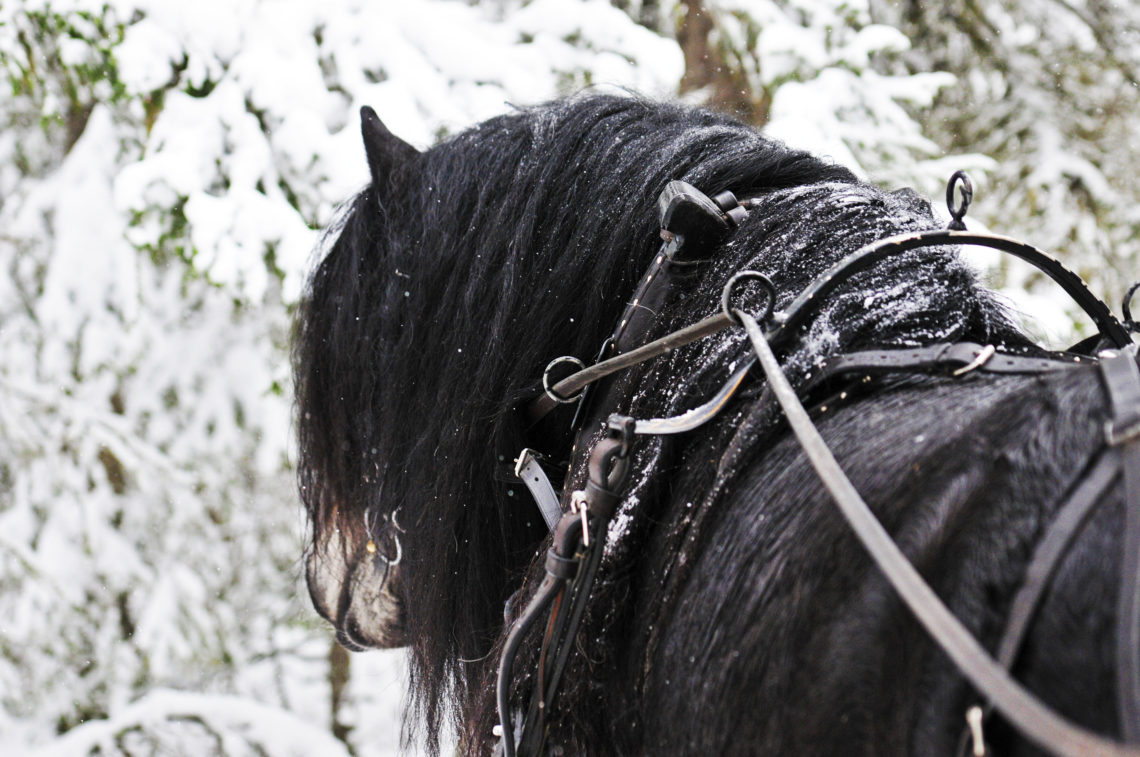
721;270;776;327
1123;281;1140;333
946;170;973;231
543;355;587;404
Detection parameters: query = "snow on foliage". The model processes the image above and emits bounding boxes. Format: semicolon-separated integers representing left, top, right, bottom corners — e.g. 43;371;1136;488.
679;0;991;188
0;1;674;756
871;0;1140;333
0;1;678;754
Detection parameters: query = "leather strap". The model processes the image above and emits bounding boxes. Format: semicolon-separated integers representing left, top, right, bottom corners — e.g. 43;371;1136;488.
821;343;1090;380
1101;348;1140;742
771;230;1132;352
611;246;673;355
622;342;1089;442
998;452;1121;672
633;357;755;435
529;311;736;423
958;451;1122;757
514;449;563;531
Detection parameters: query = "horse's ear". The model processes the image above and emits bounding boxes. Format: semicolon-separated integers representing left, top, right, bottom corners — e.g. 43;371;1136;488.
360;105;418;189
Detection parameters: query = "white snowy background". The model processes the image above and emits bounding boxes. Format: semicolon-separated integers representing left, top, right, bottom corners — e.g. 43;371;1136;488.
0;0;1136;755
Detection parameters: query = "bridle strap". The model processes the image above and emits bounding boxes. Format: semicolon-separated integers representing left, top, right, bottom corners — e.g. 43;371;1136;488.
738;308;1140;757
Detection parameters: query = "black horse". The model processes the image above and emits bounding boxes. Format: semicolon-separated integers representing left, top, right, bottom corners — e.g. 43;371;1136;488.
294;95;1138;755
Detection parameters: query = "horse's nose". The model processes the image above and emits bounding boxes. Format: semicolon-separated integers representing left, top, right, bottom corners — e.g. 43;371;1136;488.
334;617;372;652
304;541;347;626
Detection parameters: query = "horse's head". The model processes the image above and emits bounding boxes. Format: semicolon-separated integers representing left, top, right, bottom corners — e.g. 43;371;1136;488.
295;107;419;650
292;94;874;747
304;508;407;650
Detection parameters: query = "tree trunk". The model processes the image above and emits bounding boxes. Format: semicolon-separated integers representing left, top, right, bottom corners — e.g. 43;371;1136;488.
675;0;767;124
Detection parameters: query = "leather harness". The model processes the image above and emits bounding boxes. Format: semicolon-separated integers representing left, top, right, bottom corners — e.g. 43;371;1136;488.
497;173;1140;757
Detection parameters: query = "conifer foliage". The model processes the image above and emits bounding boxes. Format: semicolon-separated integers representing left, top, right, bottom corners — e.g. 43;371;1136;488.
0;2;677;754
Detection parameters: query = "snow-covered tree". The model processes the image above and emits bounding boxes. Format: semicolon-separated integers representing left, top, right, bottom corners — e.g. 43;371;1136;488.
0;5;326;755
0;1;679;755
671;0;992;191
668;0;1138;338
870;0;1140;334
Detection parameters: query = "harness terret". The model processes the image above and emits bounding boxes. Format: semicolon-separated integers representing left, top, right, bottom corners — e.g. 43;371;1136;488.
497;173;1140;757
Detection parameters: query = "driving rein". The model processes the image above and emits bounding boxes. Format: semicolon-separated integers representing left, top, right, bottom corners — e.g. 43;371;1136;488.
496;173;1140;757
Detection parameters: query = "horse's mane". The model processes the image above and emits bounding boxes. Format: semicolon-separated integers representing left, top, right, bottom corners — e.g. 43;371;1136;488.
293;94;1028;751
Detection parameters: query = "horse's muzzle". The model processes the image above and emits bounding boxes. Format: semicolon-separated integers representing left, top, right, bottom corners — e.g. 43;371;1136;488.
305;531;409;650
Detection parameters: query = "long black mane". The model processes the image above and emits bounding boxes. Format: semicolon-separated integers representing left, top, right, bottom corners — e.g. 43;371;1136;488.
295;95;1051;752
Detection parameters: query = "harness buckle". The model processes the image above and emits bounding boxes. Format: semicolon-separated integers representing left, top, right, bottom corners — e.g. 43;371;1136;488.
605;414;636;458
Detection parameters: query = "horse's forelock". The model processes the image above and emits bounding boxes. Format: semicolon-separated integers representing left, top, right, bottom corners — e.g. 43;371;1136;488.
294;189;390;544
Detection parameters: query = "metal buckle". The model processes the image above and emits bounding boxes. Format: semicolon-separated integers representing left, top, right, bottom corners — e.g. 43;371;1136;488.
513;448;536;479
605;414;637;458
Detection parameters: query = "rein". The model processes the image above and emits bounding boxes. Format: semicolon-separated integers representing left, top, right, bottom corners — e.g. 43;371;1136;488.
498;173;1140;757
